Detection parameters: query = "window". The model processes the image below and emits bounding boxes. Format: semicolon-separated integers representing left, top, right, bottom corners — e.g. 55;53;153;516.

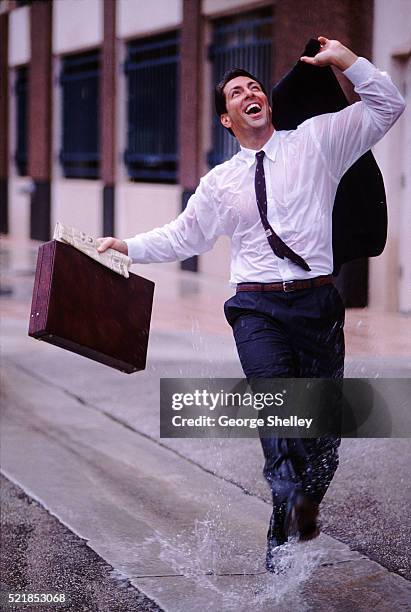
124;32;179;183
15;65;28;176
59;50;100;179
208;10;273;167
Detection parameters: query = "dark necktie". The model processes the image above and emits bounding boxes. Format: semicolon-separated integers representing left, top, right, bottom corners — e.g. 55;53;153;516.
255;150;311;272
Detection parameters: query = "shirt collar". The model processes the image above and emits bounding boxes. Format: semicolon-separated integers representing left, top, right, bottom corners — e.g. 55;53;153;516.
238;130;279;168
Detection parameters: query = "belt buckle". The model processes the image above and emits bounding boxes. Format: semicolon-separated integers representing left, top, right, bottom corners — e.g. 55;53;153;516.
282;280;295;292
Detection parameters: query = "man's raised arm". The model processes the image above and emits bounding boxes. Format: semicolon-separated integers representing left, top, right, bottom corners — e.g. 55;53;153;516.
300;36;406;182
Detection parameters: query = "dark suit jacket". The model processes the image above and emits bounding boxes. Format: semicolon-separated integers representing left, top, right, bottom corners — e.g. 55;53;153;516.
271;39;387;275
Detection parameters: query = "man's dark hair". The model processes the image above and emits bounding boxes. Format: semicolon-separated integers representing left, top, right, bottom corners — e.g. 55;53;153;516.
214;68;268;136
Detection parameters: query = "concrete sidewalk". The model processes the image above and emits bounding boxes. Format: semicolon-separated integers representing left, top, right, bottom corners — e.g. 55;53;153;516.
1;238;410;610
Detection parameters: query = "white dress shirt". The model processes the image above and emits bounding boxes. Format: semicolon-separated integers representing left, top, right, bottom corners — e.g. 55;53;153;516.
125;58;405;286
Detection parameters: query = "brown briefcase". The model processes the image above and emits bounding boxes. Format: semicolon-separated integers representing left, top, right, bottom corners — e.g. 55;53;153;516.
28;240;155;373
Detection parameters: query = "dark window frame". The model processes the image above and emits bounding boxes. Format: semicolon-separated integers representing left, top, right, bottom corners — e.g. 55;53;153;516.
14;65;28;177
124;31;180;183
59;49;101;180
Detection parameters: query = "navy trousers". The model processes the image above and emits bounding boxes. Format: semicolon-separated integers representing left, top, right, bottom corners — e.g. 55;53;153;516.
224;284;344;506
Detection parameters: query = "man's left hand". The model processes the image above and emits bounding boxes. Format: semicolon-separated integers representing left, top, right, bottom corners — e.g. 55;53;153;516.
300;36;358;71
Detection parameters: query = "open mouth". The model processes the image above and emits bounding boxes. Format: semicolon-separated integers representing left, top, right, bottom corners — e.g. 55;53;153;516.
244;103;262;115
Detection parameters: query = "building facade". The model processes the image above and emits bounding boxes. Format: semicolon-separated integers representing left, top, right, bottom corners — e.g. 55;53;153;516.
0;0;410;311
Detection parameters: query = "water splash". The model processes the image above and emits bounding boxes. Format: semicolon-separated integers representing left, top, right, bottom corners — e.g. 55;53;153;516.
141;526;326;611
252;539;326;610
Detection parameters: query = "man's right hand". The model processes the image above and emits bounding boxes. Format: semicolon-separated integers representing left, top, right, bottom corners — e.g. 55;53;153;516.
300;36;358;71
97;237;129;255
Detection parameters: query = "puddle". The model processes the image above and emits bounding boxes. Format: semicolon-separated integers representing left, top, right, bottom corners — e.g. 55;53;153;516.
141;522;326;611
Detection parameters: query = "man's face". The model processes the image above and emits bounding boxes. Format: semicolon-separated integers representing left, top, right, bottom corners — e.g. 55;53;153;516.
220;76;272;136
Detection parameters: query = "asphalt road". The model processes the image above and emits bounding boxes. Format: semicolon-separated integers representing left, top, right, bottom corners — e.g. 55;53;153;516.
0;475;162;612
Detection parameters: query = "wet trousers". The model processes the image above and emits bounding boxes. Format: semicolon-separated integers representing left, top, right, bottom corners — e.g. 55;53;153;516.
224;284;345;506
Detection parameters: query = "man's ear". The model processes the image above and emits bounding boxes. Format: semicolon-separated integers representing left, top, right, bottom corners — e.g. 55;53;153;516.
220;113;232;129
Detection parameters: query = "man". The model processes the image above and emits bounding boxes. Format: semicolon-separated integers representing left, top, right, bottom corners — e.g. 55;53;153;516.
98;37;405;571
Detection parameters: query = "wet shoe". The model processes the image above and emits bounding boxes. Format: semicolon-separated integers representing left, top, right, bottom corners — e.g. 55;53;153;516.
285;491;320;541
266;503;287;572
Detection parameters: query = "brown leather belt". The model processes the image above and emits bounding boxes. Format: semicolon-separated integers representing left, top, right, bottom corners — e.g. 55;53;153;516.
236;275;333;293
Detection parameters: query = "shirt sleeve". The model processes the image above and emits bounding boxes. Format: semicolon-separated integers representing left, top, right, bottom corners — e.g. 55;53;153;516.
309;57;406;181
124;171;223;263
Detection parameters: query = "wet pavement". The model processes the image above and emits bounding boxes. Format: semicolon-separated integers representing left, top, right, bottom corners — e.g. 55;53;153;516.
1;238;410;611
0;475;161;611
